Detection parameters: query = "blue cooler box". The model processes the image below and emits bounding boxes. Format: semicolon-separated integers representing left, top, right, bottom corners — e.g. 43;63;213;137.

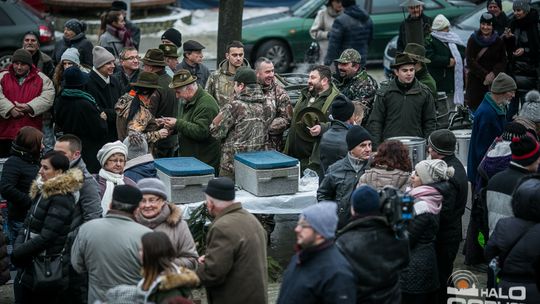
155;157;215;204
234;151;299;196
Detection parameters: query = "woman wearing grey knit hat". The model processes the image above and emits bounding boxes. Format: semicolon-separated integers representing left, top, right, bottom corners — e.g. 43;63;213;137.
401;159;454;304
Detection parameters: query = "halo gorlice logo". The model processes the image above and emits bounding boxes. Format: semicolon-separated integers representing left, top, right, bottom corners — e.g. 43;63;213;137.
447;270;526;304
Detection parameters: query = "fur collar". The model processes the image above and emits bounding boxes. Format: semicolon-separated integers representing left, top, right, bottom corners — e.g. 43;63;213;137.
158;267;200;291
30;169;84;199
166;203;182;226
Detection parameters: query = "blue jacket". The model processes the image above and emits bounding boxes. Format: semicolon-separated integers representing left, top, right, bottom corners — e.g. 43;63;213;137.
124;154;157;183
325;5;373;66
467;93;507;183
277;241;357;304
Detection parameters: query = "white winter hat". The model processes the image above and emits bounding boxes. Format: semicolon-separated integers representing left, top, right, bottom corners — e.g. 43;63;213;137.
520;90;540;123
415;159;454;185
97;141;128;167
432;14;451;31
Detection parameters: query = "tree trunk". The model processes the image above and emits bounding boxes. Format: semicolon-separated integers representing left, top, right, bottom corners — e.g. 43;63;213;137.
217;0;245;68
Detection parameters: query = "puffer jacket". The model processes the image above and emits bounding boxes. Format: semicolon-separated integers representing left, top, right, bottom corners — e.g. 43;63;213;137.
137;265;200;304
485;175;540;304
317;154;370;228
325;5;373;66
400;187;441;294
336;216;409;303
12;169;84;288
0;144;40;222
135;203;198;270
358;166;410;191
319;120;350;174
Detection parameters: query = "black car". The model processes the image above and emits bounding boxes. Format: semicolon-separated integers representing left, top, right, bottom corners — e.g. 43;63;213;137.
0;0;55;69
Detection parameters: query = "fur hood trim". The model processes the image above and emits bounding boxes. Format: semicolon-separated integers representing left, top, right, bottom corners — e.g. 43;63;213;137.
158;267;200;291
166;203;182;226
30;169;84;199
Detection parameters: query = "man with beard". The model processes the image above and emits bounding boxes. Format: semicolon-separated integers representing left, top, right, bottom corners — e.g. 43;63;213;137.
255;57;292;151
334;49;378;125
367;53;436;148
318;125;373;228
467;73;515;184
206;40;249;108
396;0;433;52
277;202;356;304
21;31;54;79
284;65;339;174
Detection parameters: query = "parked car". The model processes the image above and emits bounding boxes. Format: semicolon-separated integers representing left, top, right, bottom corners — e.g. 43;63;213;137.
242;0;476;73
0;0;55;69
383;0;540;77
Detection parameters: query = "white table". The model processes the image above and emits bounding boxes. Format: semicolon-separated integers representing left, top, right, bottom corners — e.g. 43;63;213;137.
181;189;317;219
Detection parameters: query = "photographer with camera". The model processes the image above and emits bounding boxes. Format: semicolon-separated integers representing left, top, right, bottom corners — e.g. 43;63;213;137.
401;159;454;304
336;185;410;304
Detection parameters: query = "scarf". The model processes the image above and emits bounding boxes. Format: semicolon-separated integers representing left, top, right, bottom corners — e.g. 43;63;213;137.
62;88;98;107
409;185;442;215
106;24;134;48
35;175;44;190
431;31;466;105
134;204;171;229
471;30;499;48
347;152;367;173
98;169;125;216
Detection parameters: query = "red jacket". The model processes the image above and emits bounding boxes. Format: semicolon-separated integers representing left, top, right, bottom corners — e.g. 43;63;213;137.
0;65;45;140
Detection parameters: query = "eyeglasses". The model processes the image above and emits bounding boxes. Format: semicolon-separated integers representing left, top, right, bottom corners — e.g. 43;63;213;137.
123;56;140;61
141;197;163;205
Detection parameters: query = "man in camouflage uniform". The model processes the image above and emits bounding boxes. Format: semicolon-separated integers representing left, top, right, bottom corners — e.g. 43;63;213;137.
255;57;293;151
210;67;267;179
205;40;250;109
334;48;378;125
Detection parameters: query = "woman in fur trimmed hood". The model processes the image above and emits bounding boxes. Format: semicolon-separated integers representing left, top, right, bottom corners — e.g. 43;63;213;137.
12;150;84;303
137;231;200;304
135;178;199;270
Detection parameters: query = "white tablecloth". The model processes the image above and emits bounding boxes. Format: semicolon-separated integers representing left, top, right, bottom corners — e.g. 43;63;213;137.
181;189;317;219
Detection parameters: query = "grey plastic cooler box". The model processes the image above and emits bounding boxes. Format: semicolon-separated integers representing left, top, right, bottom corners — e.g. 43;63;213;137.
154;157;215;204
234;151;299;196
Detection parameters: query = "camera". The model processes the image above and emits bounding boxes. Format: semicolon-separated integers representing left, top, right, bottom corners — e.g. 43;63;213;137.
379;186;415;239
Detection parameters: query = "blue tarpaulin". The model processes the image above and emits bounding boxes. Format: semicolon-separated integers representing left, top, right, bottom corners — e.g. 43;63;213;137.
179;0;300;9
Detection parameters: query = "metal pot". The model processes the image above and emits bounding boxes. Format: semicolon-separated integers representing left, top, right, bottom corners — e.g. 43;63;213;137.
452;129;472;166
386;136;426;166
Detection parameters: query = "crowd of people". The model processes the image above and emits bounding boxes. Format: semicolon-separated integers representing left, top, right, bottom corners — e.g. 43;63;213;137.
1;0;540;303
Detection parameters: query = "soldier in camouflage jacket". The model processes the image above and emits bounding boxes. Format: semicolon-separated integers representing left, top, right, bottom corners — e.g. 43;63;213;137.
205;41;250;108
333;49;378;125
211;68;268;179
255;58;293;152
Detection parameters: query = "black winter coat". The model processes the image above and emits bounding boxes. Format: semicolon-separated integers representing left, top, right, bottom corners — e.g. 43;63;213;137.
113;66;140;95
400;211;440;293
397;14;433;52
54;89;108;174
86;70;123;144
0;212;9;285
319;120;350;174
465;32;507;110
12;169;83;288
325;5;373;66
336;216;410;303
435;156;468;243
318;155;370;229
52;33;94;67
0;145;39;222
506;9;540;70
277;241;357;304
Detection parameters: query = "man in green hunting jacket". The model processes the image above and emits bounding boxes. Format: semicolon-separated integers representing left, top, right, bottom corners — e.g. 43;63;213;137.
160;70;220;172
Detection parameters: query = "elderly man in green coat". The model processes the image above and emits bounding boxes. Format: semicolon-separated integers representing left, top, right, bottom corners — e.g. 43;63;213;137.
160;70;220;171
